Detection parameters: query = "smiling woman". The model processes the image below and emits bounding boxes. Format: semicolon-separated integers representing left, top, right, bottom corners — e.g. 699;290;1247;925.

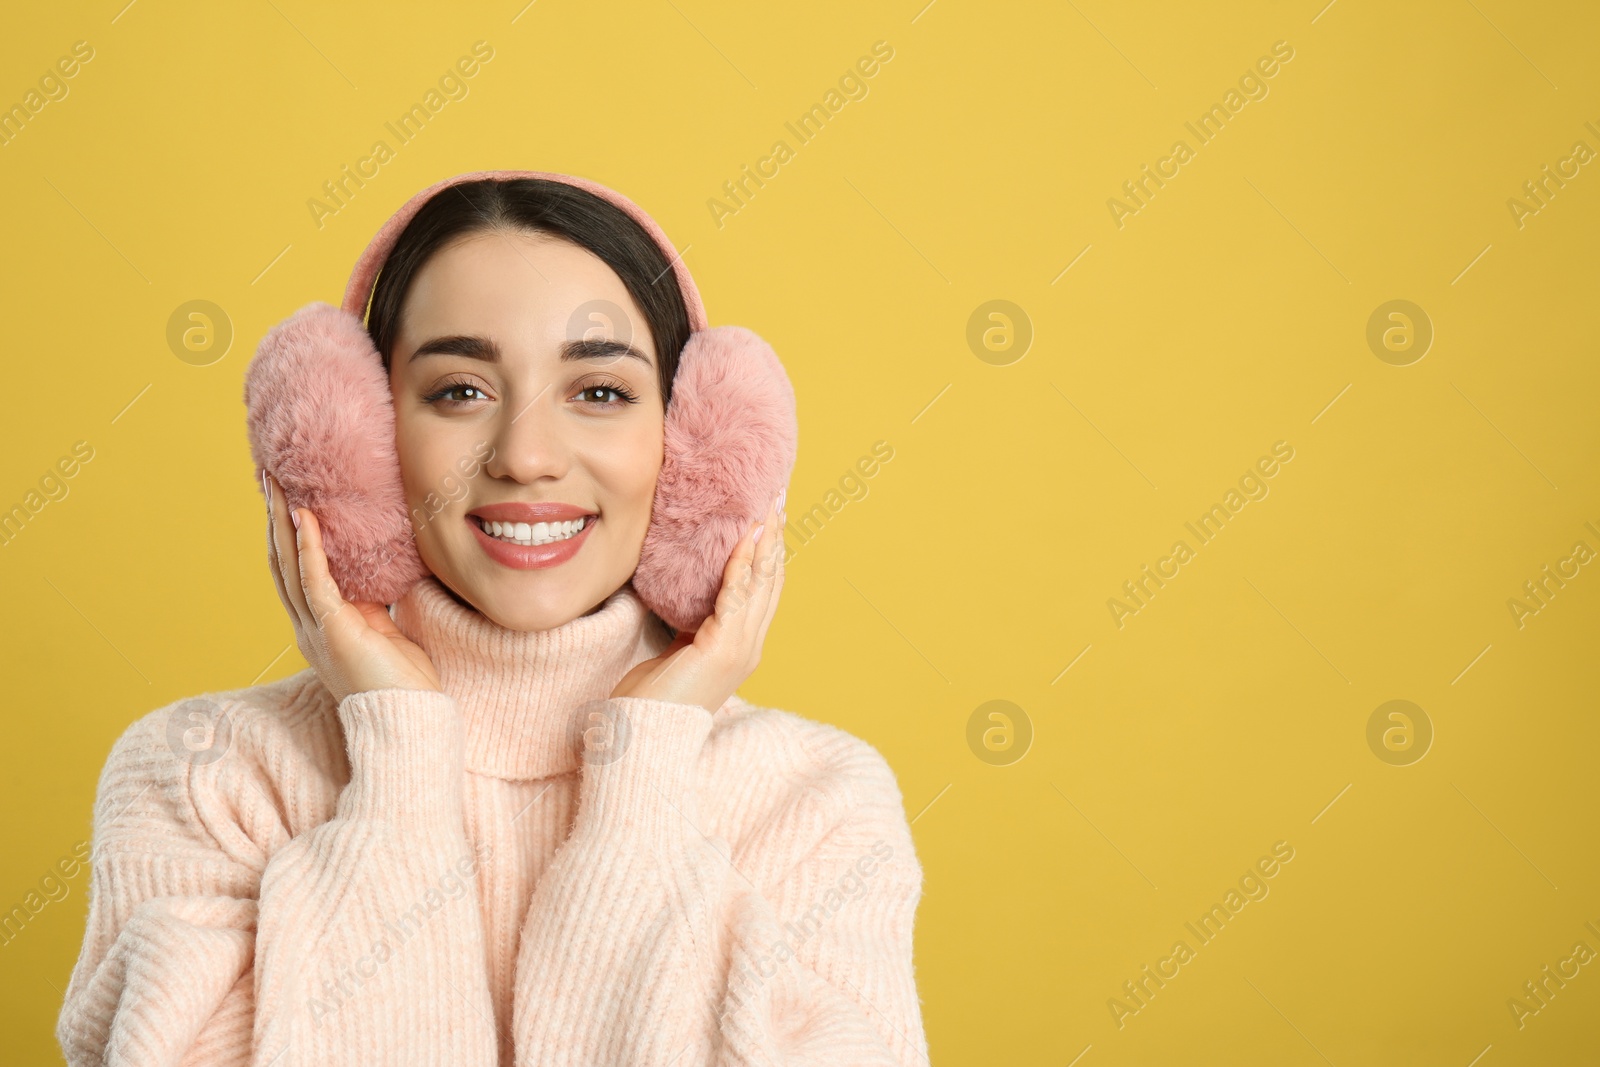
56;173;931;1067
366;181;689;632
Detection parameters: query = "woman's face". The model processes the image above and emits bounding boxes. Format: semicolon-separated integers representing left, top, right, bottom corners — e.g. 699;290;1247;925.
388;228;665;632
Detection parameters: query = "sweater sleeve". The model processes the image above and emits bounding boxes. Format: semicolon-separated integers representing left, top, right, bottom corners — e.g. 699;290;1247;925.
510;696;930;1066
56;686;500;1067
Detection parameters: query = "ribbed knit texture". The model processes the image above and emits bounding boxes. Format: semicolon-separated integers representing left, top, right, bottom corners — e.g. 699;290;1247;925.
56;577;930;1066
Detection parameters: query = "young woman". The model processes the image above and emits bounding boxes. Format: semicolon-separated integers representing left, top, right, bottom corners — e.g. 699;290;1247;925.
55;175;930;1065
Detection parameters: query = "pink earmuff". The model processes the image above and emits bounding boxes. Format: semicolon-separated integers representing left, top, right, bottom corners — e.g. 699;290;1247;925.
243;169;797;631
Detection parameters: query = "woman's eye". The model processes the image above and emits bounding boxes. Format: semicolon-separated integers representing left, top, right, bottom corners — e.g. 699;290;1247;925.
425;383;489;405
578;384;638;405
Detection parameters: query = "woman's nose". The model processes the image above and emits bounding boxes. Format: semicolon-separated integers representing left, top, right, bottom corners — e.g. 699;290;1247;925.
482;387;570;484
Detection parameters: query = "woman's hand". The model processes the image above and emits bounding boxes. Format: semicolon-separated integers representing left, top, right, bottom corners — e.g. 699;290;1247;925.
264;470;442;705
611;489;787;715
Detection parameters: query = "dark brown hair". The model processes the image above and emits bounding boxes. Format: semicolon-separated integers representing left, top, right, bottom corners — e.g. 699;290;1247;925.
363;178;691;406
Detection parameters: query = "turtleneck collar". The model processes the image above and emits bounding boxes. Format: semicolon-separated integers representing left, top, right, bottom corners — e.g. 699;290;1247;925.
389;576;676;781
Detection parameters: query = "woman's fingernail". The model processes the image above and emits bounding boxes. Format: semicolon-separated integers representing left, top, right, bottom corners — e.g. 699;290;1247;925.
777;487;786;512
290;508;301;531
753;522;765;544
261;469;269;497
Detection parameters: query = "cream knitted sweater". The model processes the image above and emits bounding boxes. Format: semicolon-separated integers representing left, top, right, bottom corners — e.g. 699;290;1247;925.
56;577;929;1066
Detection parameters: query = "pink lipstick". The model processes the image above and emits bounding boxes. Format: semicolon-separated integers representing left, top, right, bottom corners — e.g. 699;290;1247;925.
465;502;597;570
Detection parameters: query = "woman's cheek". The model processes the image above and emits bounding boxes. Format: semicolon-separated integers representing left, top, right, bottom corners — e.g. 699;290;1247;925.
611;423;665;526
397;417;465;533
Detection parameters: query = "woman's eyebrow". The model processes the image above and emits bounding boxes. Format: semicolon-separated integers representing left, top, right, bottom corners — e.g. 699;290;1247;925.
409;335;652;366
412;335;501;362
560;337;653;367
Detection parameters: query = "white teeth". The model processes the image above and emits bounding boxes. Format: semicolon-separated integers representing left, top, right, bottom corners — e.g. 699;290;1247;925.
479;516;588;546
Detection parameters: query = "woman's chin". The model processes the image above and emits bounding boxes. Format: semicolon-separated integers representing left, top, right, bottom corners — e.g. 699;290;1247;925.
437;562;614;633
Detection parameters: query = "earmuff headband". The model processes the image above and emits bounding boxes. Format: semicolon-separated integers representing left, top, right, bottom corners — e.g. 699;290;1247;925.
338;168;710;332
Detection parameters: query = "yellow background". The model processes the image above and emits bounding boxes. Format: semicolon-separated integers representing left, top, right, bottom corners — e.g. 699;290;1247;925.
3;0;1597;1062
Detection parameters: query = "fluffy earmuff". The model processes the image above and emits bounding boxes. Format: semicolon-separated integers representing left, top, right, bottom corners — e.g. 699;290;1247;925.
634;324;796;630
244;302;431;606
243;169;797;632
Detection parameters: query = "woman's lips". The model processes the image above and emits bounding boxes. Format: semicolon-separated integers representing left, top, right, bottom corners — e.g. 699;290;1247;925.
467;514;596;570
469;501;594;524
